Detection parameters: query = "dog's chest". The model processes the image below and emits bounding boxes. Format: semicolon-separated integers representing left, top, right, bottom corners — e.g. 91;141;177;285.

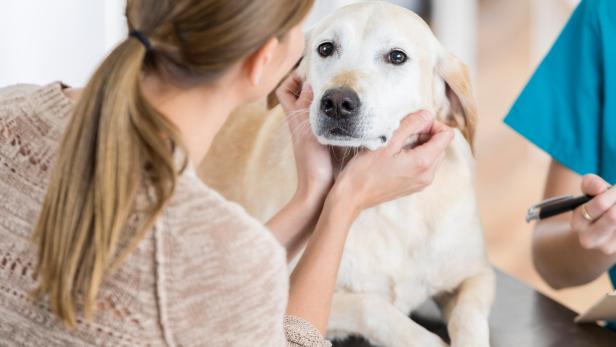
334;154;485;313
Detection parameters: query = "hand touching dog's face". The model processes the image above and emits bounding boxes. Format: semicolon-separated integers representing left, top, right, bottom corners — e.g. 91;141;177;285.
299;2;476;151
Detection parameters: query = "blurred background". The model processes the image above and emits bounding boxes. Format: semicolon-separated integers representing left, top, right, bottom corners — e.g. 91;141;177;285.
0;0;609;314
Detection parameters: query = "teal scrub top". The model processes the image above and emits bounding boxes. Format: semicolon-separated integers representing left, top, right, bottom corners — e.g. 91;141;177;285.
504;0;616;300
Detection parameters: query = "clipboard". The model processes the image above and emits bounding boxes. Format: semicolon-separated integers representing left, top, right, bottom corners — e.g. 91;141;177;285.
575;290;616;323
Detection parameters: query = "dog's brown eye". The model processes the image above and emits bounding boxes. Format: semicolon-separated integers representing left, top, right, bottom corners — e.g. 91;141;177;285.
318;42;335;58
388;50;407;65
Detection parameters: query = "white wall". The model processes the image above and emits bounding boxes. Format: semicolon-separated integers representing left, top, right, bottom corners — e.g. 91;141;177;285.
0;0;126;87
0;0;476;87
530;0;580;65
432;0;477;75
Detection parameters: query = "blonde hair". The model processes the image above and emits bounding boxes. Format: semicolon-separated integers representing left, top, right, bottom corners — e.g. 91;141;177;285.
33;0;314;326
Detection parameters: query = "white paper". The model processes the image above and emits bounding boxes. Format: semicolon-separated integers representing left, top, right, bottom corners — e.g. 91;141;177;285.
576;291;616;323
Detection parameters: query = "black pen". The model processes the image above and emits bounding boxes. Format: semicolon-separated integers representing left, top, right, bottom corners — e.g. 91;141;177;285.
526;195;592;223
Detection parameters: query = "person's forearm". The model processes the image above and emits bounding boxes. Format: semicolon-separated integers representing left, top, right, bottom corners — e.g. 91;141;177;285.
286;186;359;335
266;191;325;261
533;214;616;289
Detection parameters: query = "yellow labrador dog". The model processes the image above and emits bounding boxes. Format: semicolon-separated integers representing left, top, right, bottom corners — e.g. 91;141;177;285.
200;2;494;346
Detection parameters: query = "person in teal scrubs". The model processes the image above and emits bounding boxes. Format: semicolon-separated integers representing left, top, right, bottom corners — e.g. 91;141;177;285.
505;0;616;328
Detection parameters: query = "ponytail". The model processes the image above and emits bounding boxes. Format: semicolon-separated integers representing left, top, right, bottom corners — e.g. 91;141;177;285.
33;0;314;328
32;37;183;326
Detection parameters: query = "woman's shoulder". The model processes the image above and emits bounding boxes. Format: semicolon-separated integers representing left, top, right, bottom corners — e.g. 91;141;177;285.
144;165;290;347
0;82;75;135
154;165;289;336
162;163;286;264
0;82;75;179
0;82;73;112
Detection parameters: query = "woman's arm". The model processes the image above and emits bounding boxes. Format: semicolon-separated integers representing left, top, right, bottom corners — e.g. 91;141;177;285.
265;75;334;261
285;185;358;335
266;191;325;262
286;112;454;335
533;160;616;289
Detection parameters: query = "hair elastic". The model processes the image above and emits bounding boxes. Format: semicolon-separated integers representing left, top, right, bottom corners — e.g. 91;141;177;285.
129;30;152;51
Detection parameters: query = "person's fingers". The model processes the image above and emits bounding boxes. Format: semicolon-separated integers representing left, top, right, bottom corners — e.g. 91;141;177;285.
276;73;302;109
428;119;453;136
571;204;593;232
581;174;611;196
582;185;616;223
285;84;312;133
295;83;313;109
402;121;454;168
388;111;434;152
599;225;616;255
578;206;616;250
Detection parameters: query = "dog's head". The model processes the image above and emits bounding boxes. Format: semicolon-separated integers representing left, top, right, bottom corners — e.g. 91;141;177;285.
295;2;476;151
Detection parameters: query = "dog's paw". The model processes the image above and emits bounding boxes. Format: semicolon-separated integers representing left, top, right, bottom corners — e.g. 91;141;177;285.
449;320;490;347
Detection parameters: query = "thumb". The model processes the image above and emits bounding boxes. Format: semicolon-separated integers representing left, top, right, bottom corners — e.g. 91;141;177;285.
581;174;611;196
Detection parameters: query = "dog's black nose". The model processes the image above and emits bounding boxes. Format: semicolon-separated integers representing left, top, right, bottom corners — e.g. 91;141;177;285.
320;87;360;119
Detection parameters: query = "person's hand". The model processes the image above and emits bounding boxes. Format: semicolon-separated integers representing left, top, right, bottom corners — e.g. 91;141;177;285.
276;73;333;205
571;175;616;254
330;110;454;215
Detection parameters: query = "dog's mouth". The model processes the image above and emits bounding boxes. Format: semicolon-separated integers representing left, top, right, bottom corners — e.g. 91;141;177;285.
328;127;357;138
318;125;389;150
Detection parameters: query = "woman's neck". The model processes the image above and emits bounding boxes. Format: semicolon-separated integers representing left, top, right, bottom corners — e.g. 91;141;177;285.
140;75;241;166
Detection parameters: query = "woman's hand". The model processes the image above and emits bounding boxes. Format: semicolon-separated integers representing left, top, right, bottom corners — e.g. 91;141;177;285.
330;110;454;215
571;174;616;254
276;73;333;205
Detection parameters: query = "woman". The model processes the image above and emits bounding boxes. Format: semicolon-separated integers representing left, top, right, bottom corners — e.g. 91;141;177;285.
505;0;616;326
0;0;453;345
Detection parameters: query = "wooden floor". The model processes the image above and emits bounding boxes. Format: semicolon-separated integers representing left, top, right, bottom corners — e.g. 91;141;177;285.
475;0;612;313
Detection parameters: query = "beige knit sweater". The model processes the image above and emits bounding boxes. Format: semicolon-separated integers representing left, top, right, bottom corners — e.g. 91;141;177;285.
0;83;331;347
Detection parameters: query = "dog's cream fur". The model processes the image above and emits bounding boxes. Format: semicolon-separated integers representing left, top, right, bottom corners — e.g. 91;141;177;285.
200;2;494;346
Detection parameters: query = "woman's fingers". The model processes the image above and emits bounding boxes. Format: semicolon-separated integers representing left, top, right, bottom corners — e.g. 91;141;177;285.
276;73;303;110
600;225;616;255
296;83;313;109
403;121;454;166
387;111;434;152
572;204;593;232
582;184;616;223
578;206;616;253
581;174;611;196
276;73;313;122
571;176;614;232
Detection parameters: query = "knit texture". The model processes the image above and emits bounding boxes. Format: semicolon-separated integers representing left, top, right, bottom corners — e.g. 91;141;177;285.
0;83;331;347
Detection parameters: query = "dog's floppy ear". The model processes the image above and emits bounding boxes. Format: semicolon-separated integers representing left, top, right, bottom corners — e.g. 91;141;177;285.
434;48;477;150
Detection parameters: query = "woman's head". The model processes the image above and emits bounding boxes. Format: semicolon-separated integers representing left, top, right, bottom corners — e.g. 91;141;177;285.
129;0;311;100
33;0;313;327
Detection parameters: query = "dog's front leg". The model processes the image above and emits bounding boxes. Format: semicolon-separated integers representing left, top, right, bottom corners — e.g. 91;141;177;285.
435;267;495;347
328;292;447;347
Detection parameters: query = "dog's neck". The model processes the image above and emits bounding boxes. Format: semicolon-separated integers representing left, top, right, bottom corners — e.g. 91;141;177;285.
330;146;359;176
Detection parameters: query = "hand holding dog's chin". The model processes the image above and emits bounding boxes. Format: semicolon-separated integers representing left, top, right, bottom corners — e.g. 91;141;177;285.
327;113;454;216
277;73;336;212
